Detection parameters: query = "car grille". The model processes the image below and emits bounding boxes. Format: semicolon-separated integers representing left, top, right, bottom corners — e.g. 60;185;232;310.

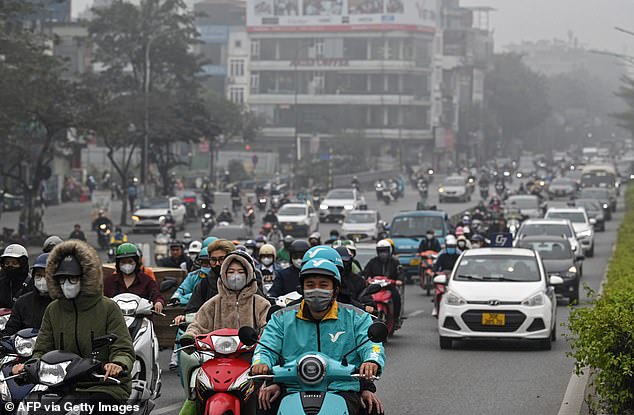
329;207;344;213
461;310;526;332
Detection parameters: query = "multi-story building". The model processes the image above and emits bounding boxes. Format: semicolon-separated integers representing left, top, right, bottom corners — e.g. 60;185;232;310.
246;0;442;163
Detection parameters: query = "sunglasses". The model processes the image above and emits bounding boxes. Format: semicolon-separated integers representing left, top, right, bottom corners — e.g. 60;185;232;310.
57;275;80;285
209;256;226;264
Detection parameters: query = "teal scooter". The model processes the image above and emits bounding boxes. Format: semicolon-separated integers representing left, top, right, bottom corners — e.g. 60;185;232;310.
238;322;388;415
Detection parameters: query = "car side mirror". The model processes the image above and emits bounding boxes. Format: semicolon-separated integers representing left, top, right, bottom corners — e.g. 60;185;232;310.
367;322;389;343
549;275;564;286
433;274;448;285
238;326;259;346
159;278;178;293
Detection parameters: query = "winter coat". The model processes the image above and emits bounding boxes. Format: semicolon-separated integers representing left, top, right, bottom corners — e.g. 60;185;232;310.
31;240;135;403
363;257;400;279
418;237;442;253
254;301;385;392
434;251;461;273
1;288;51;336
171;268;208;305
0;267;31;309
184;271;219;314
185;254;270;337
103;270;165;305
267;265;300;297
338;271;370;310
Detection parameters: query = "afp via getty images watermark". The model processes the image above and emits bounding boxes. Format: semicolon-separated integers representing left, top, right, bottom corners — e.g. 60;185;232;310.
9;401;140;414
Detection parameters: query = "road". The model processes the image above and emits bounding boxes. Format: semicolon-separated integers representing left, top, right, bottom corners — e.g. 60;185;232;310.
0;180;621;414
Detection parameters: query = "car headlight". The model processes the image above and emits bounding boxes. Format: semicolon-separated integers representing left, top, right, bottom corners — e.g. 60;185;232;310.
602;203;609;209
0;314;10;331
320;204;328;210
344;205;354;210
521;293;545;307
516;172;523;178
212;336;239;354
445;292;467;306
576;229;593;238
131;215;140;222
438;187;445;193
39;360;71;386
15;335;37;357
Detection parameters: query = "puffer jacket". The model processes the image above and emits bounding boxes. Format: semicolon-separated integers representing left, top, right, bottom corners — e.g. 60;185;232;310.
185;253;270;337
253;301;385;392
171;268;208;305
1;286;51;336
31;240;135;403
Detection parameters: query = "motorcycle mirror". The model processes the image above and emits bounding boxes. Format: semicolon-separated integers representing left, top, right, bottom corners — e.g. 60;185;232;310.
238;326;259;347
367;322;389;343
159;278;178;293
92;334;118;350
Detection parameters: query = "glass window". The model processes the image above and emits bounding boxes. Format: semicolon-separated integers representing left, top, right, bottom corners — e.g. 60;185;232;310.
370;39;385;60
229;59;245;77
546;212;587;224
260;39;276;60
344;38;367;60
518;241;572;260
454;255;540;282
390;215;445;238
250;40;260;59
229;87;244;104
250;73;260;94
387;39;400;60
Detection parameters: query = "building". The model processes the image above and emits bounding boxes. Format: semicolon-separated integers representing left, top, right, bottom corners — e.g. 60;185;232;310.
246;0;442;165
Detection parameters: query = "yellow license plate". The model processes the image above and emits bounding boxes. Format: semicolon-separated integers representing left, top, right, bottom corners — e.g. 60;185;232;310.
409;258;421;266
481;313;506;326
284;224;293;230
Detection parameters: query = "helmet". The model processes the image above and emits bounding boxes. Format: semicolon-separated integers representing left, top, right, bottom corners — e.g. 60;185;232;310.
2;244;28;259
169;240;184;249
188;241;202;254
183;232;192;242
283;235;294;244
376;239;392;255
308;232;321;244
302;246;344;271
245;240;257;249
331;240;344;248
255;235;267;244
445;235;457;246
300;258;341;287
342;240;357;257
32;253;49;270
455;226;465;236
289;240;311;256
334;246;352;263
259;243;277;258
115;243;140;260
471;234;485;242
198;246;210;259
42;236;63;253
383;238;396;252
202;236;218;249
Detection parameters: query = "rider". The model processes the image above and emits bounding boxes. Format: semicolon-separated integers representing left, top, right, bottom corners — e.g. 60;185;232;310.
217;206;233;223
277;235;293;263
417;229;442;253
254;235;267;257
334;246;374;314
256;243;282;293
434;235;461;273
185;240;203;272
109;226;128;246
470;234;486;249
456;235;471;251
13;240;134;410
252;259;385;415
0;244;32;308
42;235;63;253
158;240;192;270
103;243;165;314
1;253;52;336
262;209;279;226
363;240;403;330
68;224;87;241
244;239;257;258
308;232;321;247
325;229;341;245
268;240;310;297
92;209;112;232
351;175;360;189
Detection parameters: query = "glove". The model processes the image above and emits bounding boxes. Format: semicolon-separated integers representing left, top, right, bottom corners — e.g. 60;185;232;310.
179;335;196;355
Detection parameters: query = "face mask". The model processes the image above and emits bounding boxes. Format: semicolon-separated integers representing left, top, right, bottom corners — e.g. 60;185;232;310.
457;242;466;250
426;234;434;240
201;267;211;277
261;257;274;266
189;254;198;262
304;288;334;312
226;273;247;291
61;280;81;299
34;277;48;294
446;247;457;255
292;258;303;269
4;266;24;279
120;264;135;275
211;265;221;275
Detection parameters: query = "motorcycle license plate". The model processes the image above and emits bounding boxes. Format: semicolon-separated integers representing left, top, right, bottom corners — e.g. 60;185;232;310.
481;313;505;326
284;224;293;230
409;258;421;266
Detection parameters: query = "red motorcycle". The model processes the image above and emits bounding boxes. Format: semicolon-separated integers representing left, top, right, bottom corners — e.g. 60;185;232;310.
433;271;451;318
418;250;437;296
366;276;403;337
183;328;255;414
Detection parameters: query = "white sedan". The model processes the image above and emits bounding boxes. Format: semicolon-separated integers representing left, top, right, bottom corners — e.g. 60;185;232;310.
435;248;562;350
341;210;382;241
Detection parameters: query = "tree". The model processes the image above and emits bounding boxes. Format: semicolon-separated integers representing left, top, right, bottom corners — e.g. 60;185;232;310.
613;76;634;136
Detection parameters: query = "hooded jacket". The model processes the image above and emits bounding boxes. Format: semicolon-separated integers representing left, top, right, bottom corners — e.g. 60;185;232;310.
363;256;400;279
185;253;270;337
0;264;31;309
1;285;51;336
32;240;135;403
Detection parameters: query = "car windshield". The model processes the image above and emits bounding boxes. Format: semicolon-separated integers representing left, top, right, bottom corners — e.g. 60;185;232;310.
581;173;615;187
551;179;574;187
576;200;600;212
390;215;444;237
507;197;538;209
519;241;571;260
139;199;169;209
580;188;609;199
546;212;586;223
327;190;355;199
278;206;306;216
345;212;375;223
454;255;540;282
443;177;465;186
521;224;573;238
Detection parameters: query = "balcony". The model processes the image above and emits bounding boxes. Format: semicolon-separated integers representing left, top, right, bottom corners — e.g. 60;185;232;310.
249;93;430;106
259;127;433;141
250;60;432;72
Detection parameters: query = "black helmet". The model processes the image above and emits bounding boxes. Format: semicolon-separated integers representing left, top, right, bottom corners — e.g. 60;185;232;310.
289;240;310;256
168;240;184;249
53;255;82;277
334;246;352;263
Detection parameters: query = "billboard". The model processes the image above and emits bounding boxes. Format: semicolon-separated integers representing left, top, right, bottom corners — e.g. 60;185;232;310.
247;0;438;32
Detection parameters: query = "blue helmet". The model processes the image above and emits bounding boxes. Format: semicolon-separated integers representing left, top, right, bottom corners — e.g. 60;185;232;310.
32;253;49;270
302;246;343;271
198;246;210;259
300;258;341;286
202;236;218;249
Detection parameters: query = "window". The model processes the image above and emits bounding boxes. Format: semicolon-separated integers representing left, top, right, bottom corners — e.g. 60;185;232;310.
229;59;245;77
235;40;242;48
314;39;325;57
251;40;260;59
250;73;260;94
229;87;244;104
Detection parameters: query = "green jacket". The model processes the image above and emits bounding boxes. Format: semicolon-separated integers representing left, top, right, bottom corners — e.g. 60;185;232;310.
33;240;135;403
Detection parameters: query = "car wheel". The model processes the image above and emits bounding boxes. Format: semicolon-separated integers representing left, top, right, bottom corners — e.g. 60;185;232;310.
538;337;552;351
439;336;453;350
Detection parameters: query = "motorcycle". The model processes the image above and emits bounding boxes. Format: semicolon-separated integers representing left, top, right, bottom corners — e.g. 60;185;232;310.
231;195;242;213
240;322;387;415
182;195;199;222
257;196;268;212
201;211;216;237
243;206;256;228
97;223;111;251
426;168;435;183
479;184;489;200
217;211;233;224
375;181;385;201
418;251;437;296
154;229;170;263
417;180;428;199
178;328;255;415
365;276;403;336
381;187;393;205
113;294;161;412
495;182;506;198
0;328;38;411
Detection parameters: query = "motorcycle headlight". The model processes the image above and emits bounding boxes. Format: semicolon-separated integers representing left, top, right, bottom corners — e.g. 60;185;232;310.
0;315;10;331
320;204;328;210
521;293;545;307
297;355;326;385
516;172;523;178
602;203;609;209
15;335;37;357
567;266;577;274
39;360;71;386
212;336;239;355
204;213;212;219
131;215;140;222
438;187;445;193
116;299;139;316
445;292;467;306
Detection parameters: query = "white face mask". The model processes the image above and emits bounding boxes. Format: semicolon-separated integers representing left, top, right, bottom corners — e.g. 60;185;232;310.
34;277;48;294
292;259;303;269
61;280;81;299
120;263;136;275
261;257;274;266
226;273;247;291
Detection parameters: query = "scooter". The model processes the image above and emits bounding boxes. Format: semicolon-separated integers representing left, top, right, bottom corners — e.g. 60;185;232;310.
381;188;393;205
0;309;11;332
0;328;38;411
243;206;256;228
257;196;268;212
479;185;489;200
365;276;402;336
240;322;387;415
418;251;437;296
154;229;170;263
113;294;162;412
97;223;111;251
201;211;216;237
178;329;255;415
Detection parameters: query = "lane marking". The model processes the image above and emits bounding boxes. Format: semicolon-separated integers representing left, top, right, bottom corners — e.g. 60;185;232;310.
406;309;424;318
153;402;183;415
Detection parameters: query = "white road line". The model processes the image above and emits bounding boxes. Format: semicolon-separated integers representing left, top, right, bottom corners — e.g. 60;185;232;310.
406;309;425;318
153;402;183;415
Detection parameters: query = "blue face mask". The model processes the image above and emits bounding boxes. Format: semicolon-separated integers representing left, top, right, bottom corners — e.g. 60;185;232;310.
200;267;211;276
446;247;457;255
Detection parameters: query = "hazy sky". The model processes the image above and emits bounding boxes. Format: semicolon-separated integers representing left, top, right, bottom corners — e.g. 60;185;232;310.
73;0;634;52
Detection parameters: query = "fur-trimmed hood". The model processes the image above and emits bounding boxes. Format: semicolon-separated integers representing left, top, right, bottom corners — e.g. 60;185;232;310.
46;240;103;300
218;252;256;296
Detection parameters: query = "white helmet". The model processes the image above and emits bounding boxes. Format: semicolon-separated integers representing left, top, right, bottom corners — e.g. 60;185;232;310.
445;235;457;246
2;244;28;259
376;239;392;255
188;240;202;254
